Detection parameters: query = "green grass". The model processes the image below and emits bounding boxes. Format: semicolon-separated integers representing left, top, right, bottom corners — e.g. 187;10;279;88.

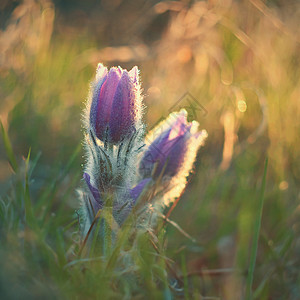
1;0;300;299
245;157;268;300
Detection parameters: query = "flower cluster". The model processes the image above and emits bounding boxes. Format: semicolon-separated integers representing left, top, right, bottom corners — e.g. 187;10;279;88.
79;63;207;239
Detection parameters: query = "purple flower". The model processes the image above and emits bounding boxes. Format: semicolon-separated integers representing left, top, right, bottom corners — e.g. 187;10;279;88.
139;110;207;179
89;64;142;144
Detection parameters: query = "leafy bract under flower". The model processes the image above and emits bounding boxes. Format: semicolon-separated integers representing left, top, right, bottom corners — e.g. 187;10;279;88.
83;172;152;228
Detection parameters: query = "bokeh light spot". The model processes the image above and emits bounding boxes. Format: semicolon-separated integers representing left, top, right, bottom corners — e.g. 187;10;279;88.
237;100;247;112
279;181;289;190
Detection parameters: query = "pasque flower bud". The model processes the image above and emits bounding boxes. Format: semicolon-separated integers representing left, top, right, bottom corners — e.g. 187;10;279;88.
139;109;207;179
89;64;142;144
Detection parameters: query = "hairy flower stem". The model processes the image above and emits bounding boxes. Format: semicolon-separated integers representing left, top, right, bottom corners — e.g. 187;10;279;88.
103;194;113;257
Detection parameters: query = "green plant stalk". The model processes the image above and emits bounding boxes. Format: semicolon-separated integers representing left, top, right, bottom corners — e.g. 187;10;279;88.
181;253;190;300
105;217;131;273
90;216;102;257
245;157;268;300
104;194;113;257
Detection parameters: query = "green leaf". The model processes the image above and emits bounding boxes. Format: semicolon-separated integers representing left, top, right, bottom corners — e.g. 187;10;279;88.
245;157;268;300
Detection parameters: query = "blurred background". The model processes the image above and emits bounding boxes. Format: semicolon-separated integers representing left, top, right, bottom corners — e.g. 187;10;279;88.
0;0;299;298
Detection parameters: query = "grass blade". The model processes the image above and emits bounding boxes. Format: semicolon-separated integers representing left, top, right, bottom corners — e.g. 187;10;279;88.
0;119;18;172
24;148;36;227
181;253;190;300
245;157;268;300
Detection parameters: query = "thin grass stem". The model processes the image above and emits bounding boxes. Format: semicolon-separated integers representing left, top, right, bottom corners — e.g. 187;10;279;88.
245;157;268;300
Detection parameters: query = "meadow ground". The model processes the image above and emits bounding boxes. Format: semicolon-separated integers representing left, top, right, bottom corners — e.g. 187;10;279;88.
0;0;299;299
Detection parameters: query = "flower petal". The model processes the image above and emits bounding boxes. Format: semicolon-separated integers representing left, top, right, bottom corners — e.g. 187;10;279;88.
130;177;152;204
83;172;103;210
109;70;137;143
93;68;122;141
129;66;139;84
